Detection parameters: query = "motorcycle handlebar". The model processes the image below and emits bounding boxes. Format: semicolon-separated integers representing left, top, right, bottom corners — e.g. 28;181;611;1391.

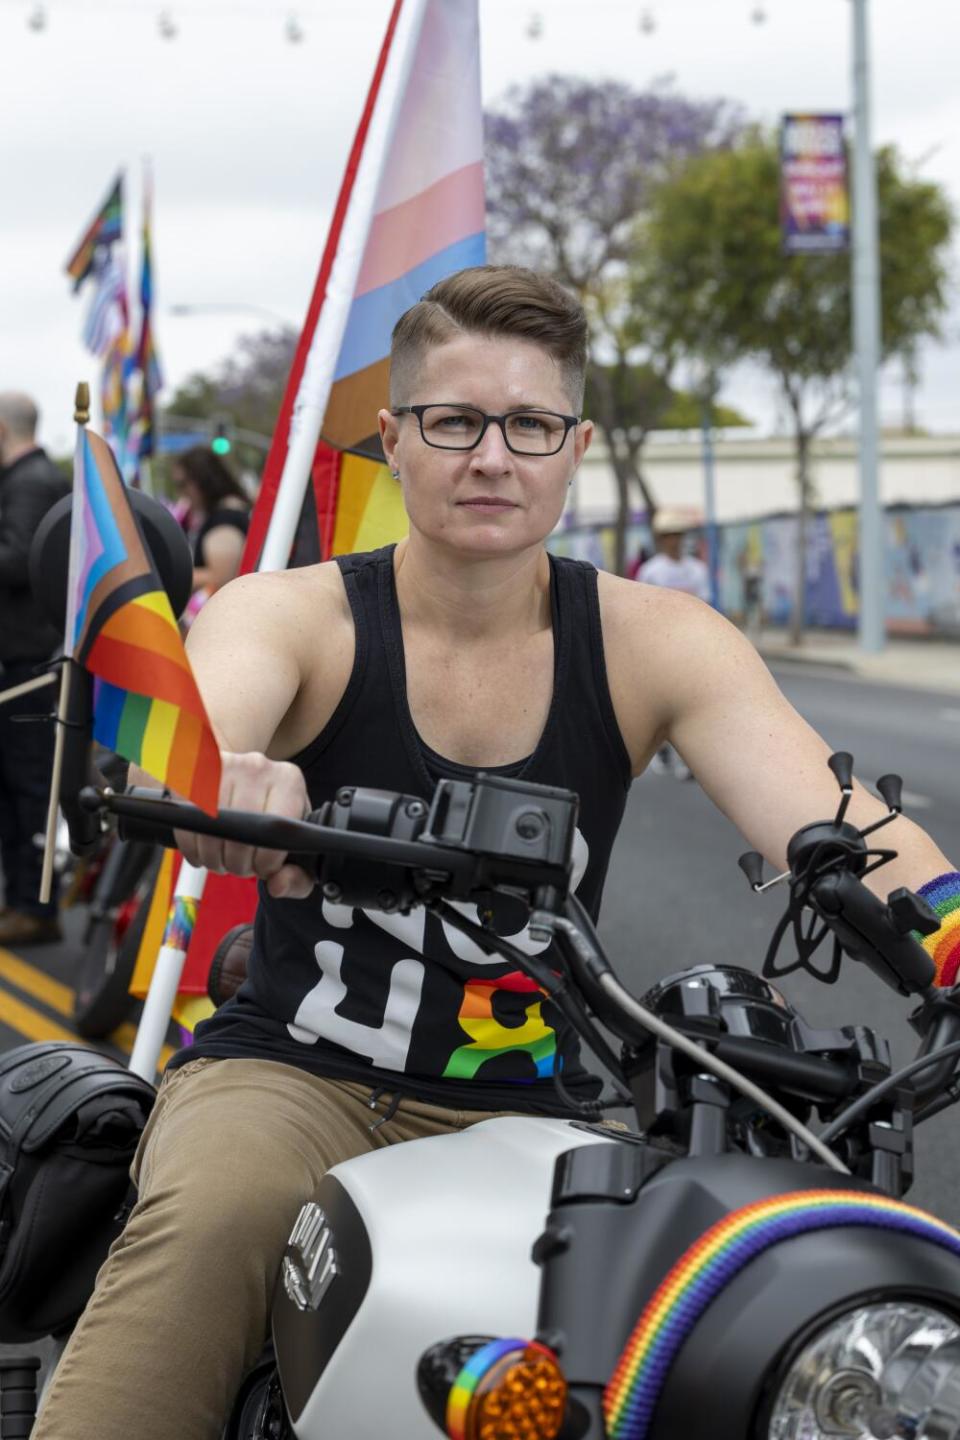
79;773;580;915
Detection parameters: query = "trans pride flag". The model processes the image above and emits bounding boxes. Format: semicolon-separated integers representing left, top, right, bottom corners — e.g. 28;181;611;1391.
321;0;485;458
65;424;221;813
241;0;484;572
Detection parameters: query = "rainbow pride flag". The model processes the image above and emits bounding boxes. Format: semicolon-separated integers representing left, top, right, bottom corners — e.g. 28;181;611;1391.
65;423;221;813
131;177;163;463
64;174;124;292
321;0;485;459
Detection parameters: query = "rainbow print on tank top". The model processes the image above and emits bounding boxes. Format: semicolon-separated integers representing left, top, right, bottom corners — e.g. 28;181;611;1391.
442;972;557;1081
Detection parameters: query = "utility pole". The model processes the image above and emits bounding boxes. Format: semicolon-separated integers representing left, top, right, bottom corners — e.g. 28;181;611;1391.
851;0;884;652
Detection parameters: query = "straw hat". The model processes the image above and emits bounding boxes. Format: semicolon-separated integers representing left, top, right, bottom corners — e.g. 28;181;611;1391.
652;509;700;536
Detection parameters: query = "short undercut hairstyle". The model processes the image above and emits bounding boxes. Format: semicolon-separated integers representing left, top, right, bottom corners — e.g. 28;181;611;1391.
389;265;588;410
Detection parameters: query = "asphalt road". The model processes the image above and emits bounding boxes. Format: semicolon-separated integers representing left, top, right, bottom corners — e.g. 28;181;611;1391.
596;661;960;1222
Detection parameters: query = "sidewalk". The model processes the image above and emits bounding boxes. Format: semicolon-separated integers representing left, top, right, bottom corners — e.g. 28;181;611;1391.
752;626;960;697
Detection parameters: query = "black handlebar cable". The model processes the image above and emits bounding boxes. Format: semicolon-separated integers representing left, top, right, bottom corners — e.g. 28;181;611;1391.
819;1038;960;1144
553;898;850;1174
431;900;631;1116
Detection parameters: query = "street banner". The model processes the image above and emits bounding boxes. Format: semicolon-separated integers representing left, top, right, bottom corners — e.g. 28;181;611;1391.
779;113;849;254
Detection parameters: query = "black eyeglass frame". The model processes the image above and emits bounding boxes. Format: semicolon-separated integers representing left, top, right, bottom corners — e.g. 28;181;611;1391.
390;403;581;456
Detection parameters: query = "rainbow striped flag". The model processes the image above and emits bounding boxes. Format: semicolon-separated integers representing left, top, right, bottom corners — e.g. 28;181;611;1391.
64;174;124;293
65;422;221;814
321;0;485;459
131;178;163;462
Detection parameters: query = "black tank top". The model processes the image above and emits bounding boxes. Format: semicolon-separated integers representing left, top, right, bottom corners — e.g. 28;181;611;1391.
181;546;632;1113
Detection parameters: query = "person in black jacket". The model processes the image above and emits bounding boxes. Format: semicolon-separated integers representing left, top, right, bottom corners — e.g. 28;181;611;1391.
0;392;71;945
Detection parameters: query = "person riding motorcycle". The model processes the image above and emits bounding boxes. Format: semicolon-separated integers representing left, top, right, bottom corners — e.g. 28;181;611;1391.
33;264;957;1440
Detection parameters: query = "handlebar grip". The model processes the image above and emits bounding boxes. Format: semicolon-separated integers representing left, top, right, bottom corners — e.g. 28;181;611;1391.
112;790;319;881
116;811;178;849
810;869;935;996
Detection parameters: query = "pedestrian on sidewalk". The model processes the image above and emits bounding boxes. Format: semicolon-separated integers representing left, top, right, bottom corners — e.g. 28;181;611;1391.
636;510;710;602
636;511;709;779
0;392;71;945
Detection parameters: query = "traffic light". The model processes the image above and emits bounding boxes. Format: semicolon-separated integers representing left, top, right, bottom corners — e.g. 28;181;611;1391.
211;417;232;456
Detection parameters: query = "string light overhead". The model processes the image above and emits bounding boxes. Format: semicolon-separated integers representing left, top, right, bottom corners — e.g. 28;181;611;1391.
15;2;780;45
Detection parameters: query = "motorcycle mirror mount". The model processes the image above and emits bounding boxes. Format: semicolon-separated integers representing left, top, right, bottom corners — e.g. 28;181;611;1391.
737;851;790;894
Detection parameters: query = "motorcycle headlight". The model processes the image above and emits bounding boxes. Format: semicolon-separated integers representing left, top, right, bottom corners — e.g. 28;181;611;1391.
768;1302;960;1439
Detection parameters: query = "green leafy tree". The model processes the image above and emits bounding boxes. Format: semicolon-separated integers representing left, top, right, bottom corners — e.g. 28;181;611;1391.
485;75;744;574
634;133;954;641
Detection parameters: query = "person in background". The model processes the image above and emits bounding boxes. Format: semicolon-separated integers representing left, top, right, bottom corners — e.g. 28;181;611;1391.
0;392;71;944
171;446;252;613
636;510;711;601
636;511;710;778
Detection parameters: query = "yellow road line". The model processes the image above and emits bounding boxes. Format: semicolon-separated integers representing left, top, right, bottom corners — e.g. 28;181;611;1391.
0;947;74;1015
0;988;82;1046
0;947;174;1069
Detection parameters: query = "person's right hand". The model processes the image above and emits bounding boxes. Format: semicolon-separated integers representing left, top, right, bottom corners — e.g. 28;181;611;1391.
174;750;314;899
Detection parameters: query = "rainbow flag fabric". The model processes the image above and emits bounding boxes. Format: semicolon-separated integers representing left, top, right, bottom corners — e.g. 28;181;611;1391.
65;423;221;814
321;0;485;460
132;182;163;460
64;174;123;292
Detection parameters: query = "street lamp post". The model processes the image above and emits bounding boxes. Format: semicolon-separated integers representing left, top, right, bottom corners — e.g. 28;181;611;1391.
851;0;884;653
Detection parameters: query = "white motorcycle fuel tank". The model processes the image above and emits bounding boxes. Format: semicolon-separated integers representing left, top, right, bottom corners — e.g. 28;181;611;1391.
272;1116;611;1438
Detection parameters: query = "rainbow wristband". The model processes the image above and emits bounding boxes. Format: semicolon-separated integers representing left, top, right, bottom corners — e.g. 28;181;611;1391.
914;871;960;987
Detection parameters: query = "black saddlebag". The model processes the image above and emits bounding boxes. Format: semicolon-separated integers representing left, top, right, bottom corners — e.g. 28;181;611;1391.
0;1042;155;1341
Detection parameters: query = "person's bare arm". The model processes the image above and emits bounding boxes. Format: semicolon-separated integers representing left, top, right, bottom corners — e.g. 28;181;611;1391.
605;579;953;896
138;564;351;897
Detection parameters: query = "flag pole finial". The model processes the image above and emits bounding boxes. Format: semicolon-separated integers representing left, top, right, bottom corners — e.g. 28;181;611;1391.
74;382;90;424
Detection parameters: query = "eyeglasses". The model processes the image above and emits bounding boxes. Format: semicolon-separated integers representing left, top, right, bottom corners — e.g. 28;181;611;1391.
391;403;580;456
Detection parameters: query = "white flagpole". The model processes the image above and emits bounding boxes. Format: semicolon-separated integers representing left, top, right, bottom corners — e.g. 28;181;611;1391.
128;0;429;1078
257;0;430;573
0;672;57;708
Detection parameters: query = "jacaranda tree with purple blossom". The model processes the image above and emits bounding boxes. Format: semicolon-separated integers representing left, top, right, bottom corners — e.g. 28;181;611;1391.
484;76;743;574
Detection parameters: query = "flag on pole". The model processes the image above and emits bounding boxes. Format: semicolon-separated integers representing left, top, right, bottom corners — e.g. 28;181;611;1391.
66;421;221;813
130;174;163;463
81;251;129;357
136;0;486;1034
240;0;485;573
322;0;485;459
65;174;123;292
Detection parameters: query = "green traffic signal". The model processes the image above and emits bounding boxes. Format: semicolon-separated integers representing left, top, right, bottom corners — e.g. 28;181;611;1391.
212;417;232;455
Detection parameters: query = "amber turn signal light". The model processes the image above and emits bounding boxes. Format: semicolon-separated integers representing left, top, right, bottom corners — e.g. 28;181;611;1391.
445;1337;568;1440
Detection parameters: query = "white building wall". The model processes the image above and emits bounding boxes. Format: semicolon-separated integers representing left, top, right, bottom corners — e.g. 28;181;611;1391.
566;432;960;526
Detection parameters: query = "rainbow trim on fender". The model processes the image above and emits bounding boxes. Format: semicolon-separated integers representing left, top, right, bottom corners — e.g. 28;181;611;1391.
445;1338;527;1440
915;871;960;987
603;1189;960;1440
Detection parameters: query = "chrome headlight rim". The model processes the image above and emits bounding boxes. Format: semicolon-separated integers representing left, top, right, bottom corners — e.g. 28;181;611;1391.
753;1287;960;1440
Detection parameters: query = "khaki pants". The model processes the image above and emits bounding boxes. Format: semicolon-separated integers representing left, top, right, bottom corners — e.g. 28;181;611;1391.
34;1057;517;1440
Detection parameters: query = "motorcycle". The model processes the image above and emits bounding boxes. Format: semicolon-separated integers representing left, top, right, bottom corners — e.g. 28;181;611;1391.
19;749;955;1440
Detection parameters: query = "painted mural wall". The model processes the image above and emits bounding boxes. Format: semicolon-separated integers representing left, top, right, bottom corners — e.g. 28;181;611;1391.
548;502;960;636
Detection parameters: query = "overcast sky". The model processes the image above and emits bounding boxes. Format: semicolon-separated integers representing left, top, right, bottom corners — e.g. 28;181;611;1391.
1;0;957;455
